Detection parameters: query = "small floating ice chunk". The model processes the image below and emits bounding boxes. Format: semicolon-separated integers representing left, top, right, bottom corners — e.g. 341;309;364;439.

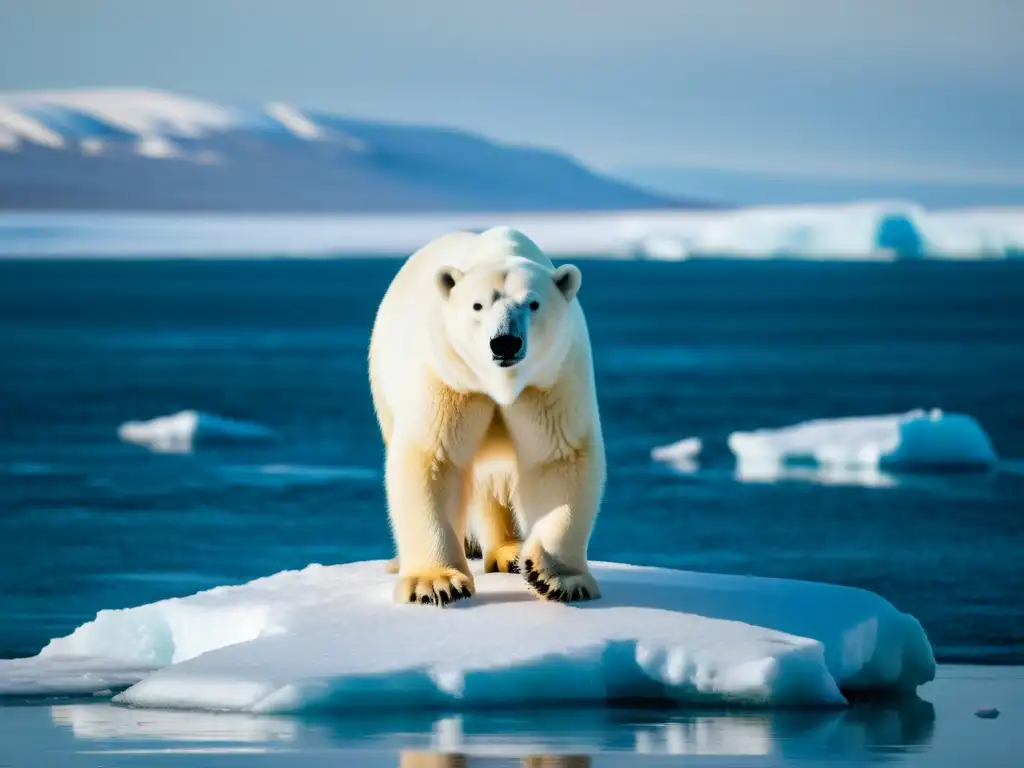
117;410;276;453
728;409;997;471
0;560;935;713
652;437;702;464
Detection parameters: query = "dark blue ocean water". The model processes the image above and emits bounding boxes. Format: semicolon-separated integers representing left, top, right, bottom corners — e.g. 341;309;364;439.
1;257;1022;665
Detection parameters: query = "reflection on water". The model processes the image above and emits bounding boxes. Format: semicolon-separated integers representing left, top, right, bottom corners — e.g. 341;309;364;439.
656;451;1010;493
654;454;1006;494
634;714;773;756
653;454;901;488
50;703;298;743
730;460;1008;501
47;695;935;761
399;754;590;768
734;459;899;488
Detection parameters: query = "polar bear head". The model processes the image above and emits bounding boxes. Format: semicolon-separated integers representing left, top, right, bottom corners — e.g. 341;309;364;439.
434;254;582;406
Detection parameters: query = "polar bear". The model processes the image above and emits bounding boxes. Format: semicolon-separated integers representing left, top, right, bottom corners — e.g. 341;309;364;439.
369;226;606;606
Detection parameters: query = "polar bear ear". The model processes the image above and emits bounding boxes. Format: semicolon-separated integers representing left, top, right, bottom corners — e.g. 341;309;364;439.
553;264;582;302
435;267;464;299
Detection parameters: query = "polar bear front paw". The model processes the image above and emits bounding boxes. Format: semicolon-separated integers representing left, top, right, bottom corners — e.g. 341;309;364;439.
484;542;522;573
394;568;475;607
520;542;600;603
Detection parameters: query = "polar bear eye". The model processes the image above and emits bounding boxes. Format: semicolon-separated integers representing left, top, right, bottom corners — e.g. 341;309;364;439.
472;302;483;311
529;300;540;311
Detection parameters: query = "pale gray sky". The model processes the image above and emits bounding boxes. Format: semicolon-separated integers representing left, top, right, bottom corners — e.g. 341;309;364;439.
1;0;1022;192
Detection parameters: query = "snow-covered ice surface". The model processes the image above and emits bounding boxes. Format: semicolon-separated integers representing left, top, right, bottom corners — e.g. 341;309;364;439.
117;410;277;453
0;559;935;714
1;203;1023;260
728;409;998;472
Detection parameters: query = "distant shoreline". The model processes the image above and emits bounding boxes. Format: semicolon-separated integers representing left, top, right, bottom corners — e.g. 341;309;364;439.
1;205;1021;260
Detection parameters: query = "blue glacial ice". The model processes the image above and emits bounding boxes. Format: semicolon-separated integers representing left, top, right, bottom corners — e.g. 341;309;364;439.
727;409;998;472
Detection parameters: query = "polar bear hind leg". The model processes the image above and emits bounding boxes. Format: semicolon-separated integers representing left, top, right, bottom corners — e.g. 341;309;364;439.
388;481;521;575
466;417;522;573
470;485;522;574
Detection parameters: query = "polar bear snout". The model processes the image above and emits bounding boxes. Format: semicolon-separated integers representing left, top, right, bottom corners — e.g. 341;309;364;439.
488;300;527;366
490;333;524;366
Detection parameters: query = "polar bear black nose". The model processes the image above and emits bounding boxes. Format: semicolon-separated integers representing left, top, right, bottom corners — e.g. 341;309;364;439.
490;334;523;358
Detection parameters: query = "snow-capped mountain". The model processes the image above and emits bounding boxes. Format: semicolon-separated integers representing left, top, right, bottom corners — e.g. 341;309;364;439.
0;88;694;213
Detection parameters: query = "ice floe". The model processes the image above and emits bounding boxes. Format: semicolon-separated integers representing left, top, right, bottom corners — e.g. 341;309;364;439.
0;559;935;713
728;409;998;471
117;410;277;453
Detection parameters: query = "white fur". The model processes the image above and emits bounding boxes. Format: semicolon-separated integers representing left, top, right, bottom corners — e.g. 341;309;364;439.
369;227;606;605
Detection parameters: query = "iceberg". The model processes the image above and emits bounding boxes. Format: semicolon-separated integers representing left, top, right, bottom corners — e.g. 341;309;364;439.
613;202;1021;260
0;559;935;714
117;410;277;454
728;409;998;471
1;203;1023;260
